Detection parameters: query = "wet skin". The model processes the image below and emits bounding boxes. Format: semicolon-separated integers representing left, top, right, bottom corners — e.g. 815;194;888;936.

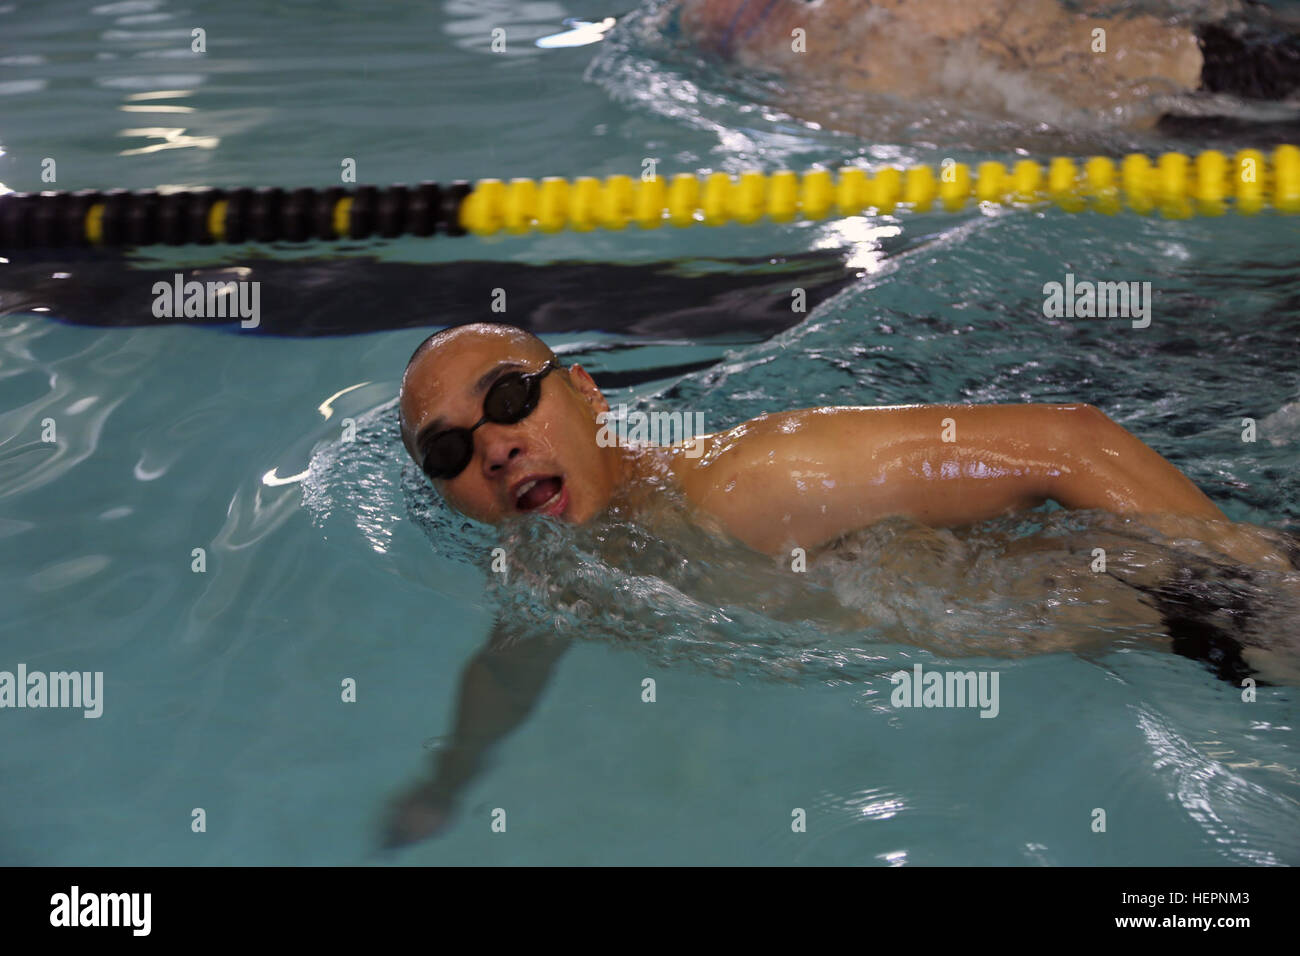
399;325;1230;558
400;325;631;526
389;324;1291;848
663;0;1215;123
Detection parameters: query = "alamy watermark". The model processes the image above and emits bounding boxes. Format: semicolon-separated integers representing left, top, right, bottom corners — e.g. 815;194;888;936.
890;663;999;718
152;273;260;328
0;664;102;718
50;886;150;935
1042;273;1151;329
596;403;706;457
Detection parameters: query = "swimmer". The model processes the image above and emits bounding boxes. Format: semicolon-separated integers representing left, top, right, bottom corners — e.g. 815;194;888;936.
650;0;1300;134
399;322;1283;564
382;321;1297;849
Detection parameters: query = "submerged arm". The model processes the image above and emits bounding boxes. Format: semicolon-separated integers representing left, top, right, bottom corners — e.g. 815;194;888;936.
380;621;570;849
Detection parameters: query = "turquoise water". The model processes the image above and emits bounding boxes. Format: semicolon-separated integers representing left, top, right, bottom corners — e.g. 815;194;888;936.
2;0;1299;865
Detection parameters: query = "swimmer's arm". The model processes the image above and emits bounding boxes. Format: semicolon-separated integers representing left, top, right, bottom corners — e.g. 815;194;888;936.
681;403;1225;554
381;623;568;848
428;627;568;792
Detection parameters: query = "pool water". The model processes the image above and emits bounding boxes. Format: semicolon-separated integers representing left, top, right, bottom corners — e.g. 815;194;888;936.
1;0;1299;865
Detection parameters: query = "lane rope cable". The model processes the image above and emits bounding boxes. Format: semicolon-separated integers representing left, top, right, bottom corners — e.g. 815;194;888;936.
1;145;1296;249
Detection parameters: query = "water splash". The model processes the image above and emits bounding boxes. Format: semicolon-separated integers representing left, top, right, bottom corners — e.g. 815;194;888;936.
588;0;1300;158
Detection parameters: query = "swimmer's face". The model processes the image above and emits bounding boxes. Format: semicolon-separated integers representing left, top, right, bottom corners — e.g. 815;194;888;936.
400;329;619;526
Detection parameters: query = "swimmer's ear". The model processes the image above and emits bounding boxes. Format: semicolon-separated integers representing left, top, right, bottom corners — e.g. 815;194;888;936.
562;363;609;416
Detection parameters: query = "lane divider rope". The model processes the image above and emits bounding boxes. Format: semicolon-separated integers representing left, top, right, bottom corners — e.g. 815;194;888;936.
1;146;1295;249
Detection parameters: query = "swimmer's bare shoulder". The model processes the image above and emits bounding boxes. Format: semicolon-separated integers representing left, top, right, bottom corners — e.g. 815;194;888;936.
668;403;1225;555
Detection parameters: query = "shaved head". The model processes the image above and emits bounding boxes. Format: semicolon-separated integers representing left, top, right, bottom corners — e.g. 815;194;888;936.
397;322;622;525
399;323;556;458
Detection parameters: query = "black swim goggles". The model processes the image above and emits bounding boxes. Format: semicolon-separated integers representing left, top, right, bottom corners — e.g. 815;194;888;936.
418;360;563;481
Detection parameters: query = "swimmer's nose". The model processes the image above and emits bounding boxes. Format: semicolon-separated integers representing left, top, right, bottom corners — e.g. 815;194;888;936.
478;429;524;476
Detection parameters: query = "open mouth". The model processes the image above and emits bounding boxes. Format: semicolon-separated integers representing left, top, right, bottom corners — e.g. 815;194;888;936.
513;475;566;515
